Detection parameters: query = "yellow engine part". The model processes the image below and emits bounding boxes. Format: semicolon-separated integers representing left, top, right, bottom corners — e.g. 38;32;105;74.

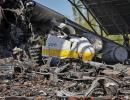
42;35;95;62
42;48;94;61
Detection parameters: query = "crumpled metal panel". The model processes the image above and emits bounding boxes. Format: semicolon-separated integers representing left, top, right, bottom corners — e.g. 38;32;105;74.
31;2;65;25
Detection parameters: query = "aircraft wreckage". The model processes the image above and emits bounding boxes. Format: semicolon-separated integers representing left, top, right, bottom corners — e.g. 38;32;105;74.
0;0;130;100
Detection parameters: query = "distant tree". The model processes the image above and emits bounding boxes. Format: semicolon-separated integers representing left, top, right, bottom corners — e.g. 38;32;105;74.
72;0;83;25
71;0;100;33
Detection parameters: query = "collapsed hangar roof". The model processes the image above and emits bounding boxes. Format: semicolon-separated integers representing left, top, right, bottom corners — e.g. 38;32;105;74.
82;0;130;35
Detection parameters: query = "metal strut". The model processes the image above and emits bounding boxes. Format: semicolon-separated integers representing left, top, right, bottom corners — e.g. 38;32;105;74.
68;0;109;36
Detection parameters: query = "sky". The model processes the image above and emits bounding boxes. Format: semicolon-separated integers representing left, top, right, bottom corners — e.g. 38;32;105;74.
35;0;74;20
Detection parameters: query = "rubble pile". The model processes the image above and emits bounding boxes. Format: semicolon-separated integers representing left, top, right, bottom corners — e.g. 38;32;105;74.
0;56;129;100
0;0;130;100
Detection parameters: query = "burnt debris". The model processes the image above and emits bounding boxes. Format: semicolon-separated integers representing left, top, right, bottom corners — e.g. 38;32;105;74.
0;0;130;100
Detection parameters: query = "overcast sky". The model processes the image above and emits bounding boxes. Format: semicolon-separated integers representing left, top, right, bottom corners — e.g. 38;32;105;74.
35;0;74;20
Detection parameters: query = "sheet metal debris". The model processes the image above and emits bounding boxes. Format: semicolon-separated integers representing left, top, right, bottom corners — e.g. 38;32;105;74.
0;57;129;100
0;0;130;100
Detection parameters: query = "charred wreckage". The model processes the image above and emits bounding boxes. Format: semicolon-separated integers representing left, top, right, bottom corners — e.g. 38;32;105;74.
0;0;130;100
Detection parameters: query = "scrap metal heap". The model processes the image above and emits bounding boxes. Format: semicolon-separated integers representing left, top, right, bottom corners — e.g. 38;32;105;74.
0;0;130;100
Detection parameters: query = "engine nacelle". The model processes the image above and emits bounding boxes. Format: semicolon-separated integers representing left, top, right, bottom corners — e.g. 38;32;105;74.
42;35;95;62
